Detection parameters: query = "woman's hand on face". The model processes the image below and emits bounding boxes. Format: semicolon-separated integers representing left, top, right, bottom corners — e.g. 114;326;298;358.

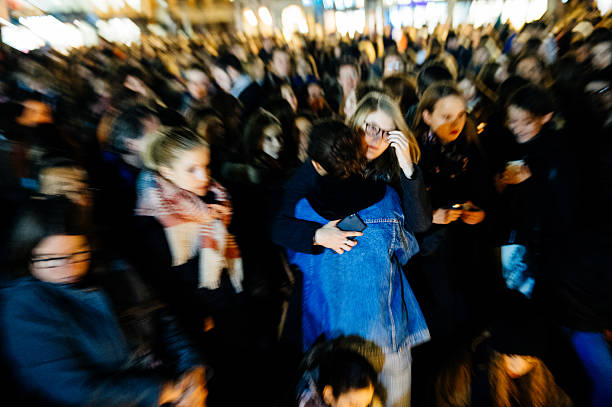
175;367;208;407
314;220;363;254
386;131;415;178
460;202;486;225
433;208;463;225
208;204;231;220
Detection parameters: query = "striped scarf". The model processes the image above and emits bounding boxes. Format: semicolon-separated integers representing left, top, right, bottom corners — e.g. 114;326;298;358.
135;170;242;293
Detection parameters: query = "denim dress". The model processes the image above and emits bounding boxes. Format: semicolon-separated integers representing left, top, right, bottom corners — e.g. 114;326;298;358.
290;186;430;354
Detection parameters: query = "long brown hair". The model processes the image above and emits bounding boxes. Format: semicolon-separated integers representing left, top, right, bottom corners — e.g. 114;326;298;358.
348;92;420;185
436;350;573;407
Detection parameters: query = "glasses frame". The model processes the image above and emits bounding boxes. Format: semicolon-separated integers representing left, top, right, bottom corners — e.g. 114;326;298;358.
31;250;93;269
365;122;394;141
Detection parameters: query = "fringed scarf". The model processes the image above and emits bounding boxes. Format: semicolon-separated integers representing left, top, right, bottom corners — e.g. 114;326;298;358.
135;170;242;293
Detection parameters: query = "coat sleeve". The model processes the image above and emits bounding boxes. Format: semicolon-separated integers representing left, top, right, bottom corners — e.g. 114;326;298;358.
271;162;324;254
399;165;432;234
3;293;163;407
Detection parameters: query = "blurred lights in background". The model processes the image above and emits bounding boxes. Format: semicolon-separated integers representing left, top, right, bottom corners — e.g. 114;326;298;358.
242;8;258;27
19;15;84;52
281;5;309;40
96;18;141;45
258;6;273;26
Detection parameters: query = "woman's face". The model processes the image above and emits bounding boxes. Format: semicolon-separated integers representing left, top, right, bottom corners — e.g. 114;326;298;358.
262;124;283;160
503;355;537;379
161;146;210;196
423;95;467;144
30;235;90;284
295;117;312;162
362;109;394;161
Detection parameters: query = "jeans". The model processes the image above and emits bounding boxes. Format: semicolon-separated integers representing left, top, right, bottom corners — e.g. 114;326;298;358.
566;329;612;407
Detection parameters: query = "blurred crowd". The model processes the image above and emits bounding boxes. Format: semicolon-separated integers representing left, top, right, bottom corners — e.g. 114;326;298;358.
1;8;611;407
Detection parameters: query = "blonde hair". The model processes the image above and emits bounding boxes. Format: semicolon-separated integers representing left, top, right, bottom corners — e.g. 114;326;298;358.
348;91;420;164
142;126;208;171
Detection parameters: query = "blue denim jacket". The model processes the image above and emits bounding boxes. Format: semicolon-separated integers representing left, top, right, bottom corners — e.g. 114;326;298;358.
290;186;430;354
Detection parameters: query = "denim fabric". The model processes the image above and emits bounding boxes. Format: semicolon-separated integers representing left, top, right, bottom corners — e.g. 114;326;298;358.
290;186;430;354
566;329;612;407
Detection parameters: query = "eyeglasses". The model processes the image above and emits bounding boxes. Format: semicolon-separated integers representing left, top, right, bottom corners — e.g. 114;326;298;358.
365;122;393;141
588;85;610;96
31;250;92;269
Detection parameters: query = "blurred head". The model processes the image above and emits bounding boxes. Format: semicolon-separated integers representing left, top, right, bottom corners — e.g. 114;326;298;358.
506;84;554;143
383;54;405;77
39;157;92;208
502;354;538;378
16;95;53;127
417;61;454;96
192;108;225;145
296;114;314;162
458;77;477;102
244;109;283;160
271;48;291;78
318;348;377;407
183;65;211;101
307;82;326;112
212;53;244;92
588;28;612;71
281;83;298;112
337;57;361;98
143;126;210;196
109;104;159;167
308;119;367;179
350;92;420;163
8;197;91;284
513;54;546;84
383;75;418;115
415;82;467;144
584;75;612;121
296;55;314;78
246;56;266;83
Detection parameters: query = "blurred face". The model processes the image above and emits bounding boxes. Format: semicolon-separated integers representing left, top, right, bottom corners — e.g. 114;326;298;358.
185;69;210;101
272;51;291;78
211;65;232;93
252;58;266;82
297;57;313;77
323;384;374;407
30;235;90;284
516;57;544;84
160;146;210;196
39;166;92;207
591;42;612;71
308;83;325;111
423;95;467;144
295;117;312;162
384;55;404;77
503;355;537;379
338;65;359;97
458;78;477;101
343;89;358;120
585;80;612;118
17;100;53;126
362;109;394;160
262;124;283;160
506;105;550;143
281;85;298;112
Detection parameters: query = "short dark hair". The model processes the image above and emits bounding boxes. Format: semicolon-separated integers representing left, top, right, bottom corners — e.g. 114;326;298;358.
507;84;554;117
317;348;377;399
8;197;90;279
109;104;157;154
588;27;612;47
214;52;244;73
417;61;453;95
307;119;366;179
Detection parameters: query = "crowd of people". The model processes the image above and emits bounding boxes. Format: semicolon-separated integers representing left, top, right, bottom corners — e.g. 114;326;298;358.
0;8;611;407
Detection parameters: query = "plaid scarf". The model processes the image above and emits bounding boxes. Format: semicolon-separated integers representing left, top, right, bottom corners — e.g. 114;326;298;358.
135;170;242;293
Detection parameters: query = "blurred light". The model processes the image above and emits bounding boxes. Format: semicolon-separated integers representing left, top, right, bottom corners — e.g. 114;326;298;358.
96;18;141;45
344;0;354;8
258;7;273;26
125;0;142;12
335;9;365;37
335;0;345;10
243;8;258;27
282;5;309;39
597;0;612;12
2;25;45;52
302;0;313;6
19;15;84;52
323;0;334;9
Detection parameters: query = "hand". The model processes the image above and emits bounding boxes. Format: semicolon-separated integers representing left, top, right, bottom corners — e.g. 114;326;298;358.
209;204;231;220
175;367;207;407
460;202;486;225
433;208;462;225
386;131;414;178
314;220;363;254
159;381;183;406
501;164;532;185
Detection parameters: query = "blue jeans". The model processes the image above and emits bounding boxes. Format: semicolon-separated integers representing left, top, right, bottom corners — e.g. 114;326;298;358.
566;329;612;407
